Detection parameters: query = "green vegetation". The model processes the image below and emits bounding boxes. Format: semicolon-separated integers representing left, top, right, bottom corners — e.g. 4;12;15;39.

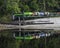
0;0;60;48
0;0;60;22
0;30;60;48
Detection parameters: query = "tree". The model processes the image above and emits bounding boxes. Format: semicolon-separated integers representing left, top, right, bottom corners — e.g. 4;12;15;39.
30;0;39;11
6;0;20;14
45;0;59;11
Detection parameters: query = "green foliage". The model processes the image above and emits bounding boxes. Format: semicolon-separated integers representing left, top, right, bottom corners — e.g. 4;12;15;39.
30;0;39;11
0;14;12;22
23;5;30;12
6;0;20;13
19;36;60;48
0;0;60;15
46;36;60;48
0;0;60;48
0;31;15;48
0;30;22;48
